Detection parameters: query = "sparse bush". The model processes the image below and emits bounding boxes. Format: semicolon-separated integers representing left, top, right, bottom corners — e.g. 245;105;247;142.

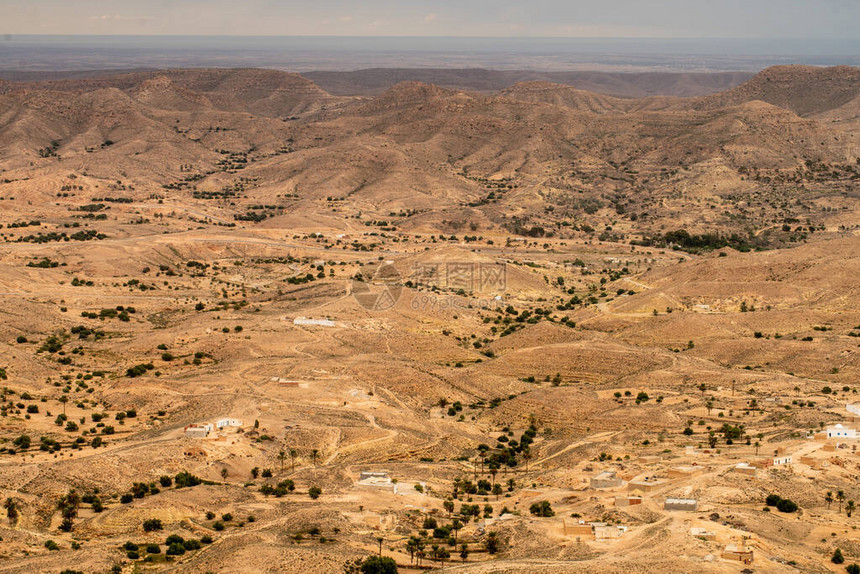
529;501;554;517
833;548;845;564
165;534;184;545
174;471;202;488
166;542;186;556
357;555;398;574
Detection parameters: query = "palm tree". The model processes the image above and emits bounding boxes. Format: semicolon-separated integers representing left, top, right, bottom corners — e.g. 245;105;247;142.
406;536;420;565
490;464;498;487
59;395;68;416
523;450;532;472
451;518;462;542
436;546;450;565
754;441;760;455
847;500;855;518
311;449;319;467
376;536;383;556
289;448;297;472
4;498;18;524
708;433;718;449
705;398;714;415
278;450;286;471
826;491;834;509
838;490;846;513
414;537;426;567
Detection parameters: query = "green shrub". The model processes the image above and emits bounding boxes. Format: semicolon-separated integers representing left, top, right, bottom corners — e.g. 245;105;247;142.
166;542;185;556
529;501;555;517
358;555;398;574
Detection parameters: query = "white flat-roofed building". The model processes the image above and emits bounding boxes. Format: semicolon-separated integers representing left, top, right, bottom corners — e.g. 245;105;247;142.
184;423;213;438
827;424;857;439
664;498;698;511
216;418;243;429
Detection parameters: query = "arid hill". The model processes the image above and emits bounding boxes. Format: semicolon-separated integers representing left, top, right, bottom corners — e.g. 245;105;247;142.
700;65;860;116
0;65;858;573
0;68;345;117
3;65;854;245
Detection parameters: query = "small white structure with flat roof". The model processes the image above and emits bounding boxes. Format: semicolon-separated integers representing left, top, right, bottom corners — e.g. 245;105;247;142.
184;423;213;438
216;418;243;429
590;471;624;489
827;424;857;439
664;498;698;511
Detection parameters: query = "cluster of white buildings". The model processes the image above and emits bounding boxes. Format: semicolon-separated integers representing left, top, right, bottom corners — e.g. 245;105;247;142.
184;418;243;438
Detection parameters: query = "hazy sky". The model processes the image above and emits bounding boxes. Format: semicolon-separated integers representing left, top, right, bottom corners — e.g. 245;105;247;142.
2;0;858;38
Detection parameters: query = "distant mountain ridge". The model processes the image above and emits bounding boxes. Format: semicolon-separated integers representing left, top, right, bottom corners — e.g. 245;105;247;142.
302;68;755;98
699;65;860;116
0;64;856;247
0;68;343;117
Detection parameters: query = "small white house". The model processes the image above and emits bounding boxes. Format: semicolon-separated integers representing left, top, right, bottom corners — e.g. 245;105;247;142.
216;418;243;429
664;498;698;511
590;471;624;489
293;317;336;327
359;471;390;482
184;423;213;438
827;424;857;439
773;455;792;466
357;471;396;492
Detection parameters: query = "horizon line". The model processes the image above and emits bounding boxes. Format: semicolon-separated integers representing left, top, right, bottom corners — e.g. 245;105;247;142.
3;34;858;41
